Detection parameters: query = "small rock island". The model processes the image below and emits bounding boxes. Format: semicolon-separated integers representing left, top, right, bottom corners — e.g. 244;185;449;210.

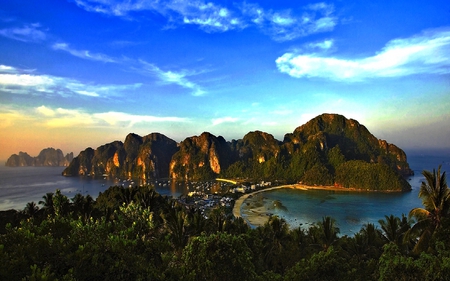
6;148;74;167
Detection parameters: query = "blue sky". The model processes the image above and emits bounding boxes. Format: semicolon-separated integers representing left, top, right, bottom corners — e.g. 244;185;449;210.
0;0;449;160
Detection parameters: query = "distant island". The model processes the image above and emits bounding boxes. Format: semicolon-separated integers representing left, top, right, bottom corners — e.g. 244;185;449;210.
63;113;413;192
6;148;74;167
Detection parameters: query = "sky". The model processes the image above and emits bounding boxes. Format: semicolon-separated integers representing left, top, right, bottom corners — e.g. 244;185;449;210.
1;0;450;161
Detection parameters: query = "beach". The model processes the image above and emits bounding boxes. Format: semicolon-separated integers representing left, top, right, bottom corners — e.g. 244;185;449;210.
232;184;382;228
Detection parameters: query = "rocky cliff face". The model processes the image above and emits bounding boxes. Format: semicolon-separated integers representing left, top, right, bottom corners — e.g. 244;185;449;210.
286;113;413;176
6;148;73;167
169;132;233;180
62;133;178;179
63;114;413;186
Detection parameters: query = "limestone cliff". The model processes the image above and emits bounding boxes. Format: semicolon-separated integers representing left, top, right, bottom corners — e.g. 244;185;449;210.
6;148;73;167
62;133;178;179
63;113;413;191
285;113;413;176
169;132;233;180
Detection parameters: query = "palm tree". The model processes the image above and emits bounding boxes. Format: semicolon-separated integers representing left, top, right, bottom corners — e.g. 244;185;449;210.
408;165;449;253
23;201;39;218
320;216;340;251
39;192;54;216
72;193;94;221
308;216;340;251
162;202;188;252
53;189;70;217
259;216;290;273
72;193;85;214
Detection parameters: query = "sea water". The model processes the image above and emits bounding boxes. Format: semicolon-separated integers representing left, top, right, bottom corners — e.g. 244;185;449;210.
0;166;192;211
240;153;450;236
1;153;449;236
0;166;117;210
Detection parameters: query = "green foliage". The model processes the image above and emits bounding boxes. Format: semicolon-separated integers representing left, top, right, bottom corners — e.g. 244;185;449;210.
301;164;333;185
335;160;411;191
182;232;257;281
284;247;349;281
0;165;448;281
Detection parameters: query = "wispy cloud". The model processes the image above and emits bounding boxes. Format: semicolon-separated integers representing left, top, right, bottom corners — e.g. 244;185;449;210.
276;28;450;81
239;2;336;41
0;65;141;98
0;23;47;42
138;60;206;96
32;105;189;128
52;43;116;63
211;116;239;126
0;105;34;128
47;41;207;96
72;0;337;41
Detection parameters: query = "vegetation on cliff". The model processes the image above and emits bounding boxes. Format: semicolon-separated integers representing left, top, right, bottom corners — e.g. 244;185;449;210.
0;166;448;280
6;148;73;167
63;114;413;191
62;133;178;179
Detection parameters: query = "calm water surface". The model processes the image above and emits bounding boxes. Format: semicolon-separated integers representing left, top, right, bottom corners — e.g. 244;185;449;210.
241;154;450;235
1;153;449;236
0;166;188;210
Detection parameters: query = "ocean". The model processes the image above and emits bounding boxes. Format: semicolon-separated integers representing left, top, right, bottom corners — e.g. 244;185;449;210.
0;166;188;211
240;153;450;235
1;153;449;236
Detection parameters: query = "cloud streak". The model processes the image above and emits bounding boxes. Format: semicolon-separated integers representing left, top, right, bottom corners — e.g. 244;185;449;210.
52;43;116;63
0;23;47;42
48;43;206;96
211;116;239;126
72;0;337;41
32;105;189;128
276;28;450;81
0;65;141;98
138;60;206;96
239;2;336;41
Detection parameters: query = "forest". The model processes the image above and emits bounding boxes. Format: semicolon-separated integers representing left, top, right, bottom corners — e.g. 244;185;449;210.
0;166;448;280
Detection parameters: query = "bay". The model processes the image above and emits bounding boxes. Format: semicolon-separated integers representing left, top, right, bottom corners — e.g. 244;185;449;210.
1;153;449;237
240;153;450;235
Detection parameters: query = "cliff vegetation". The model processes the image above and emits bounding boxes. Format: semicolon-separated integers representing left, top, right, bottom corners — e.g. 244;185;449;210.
63;114;413;191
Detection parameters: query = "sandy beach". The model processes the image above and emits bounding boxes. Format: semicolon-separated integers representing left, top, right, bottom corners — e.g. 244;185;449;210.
232;184;371;227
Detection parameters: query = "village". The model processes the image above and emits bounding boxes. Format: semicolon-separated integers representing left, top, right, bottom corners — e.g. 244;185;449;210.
176;179;274;217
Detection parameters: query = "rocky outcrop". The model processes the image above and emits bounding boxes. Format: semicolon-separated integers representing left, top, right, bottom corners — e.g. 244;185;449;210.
169;132;233;180
62;133;178;179
285;113;413;176
6;148;73;167
63;114;413;190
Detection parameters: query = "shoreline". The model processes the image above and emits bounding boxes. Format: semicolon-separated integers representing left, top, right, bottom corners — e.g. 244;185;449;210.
232;184;402;227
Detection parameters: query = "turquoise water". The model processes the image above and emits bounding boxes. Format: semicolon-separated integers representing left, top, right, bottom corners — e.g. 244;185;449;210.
241;154;450;236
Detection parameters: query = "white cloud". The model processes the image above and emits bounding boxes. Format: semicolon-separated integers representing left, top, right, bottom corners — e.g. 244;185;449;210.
139;60;206;96
312;39;334;50
276;28;450;81
94;111;189;127
211;116;239;126
0;65;17;73
73;0;337;41
0;23;47;42
52;43;116;63
0;64;141;97
31;105;189;128
0;74;55;87
239;2;337;42
35;105;56;117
